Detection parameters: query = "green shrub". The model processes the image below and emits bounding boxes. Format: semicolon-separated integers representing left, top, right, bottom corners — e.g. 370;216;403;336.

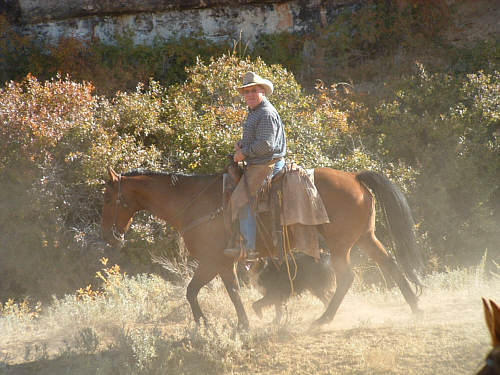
1;44;497;302
0;15;231;96
370;65;499;264
159;53;361;172
0;55;385;300
252;32;304;76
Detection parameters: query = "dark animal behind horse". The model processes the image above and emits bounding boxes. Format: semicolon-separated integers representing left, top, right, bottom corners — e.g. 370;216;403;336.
251;252;335;323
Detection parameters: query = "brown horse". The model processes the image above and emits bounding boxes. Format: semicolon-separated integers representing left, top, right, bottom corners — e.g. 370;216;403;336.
478;299;500;375
101;165;423;329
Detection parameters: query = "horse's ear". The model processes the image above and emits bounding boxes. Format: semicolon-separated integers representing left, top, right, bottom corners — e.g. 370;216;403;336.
483;298;500;347
107;166;119;183
490;300;500;346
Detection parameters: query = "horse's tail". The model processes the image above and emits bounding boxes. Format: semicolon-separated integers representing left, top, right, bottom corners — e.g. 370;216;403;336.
356;171;424;290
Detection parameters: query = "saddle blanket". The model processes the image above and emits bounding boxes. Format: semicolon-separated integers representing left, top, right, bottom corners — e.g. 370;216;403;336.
258;163;330;259
280;164;330;226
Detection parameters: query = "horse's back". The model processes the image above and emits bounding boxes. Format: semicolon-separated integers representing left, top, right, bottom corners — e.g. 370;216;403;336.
313;167;367;202
313;167;373;236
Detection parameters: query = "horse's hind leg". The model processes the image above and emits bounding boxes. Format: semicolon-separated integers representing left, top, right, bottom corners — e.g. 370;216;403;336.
314;241;355;326
219;266;250;330
356;232;421;314
186;262;218;326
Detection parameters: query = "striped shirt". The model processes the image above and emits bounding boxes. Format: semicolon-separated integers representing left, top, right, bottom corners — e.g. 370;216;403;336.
240;97;286;165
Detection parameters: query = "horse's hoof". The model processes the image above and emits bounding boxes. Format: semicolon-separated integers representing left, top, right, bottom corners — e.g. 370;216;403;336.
312;314;332;327
252;303;263;319
312;319;323;327
412;307;424;318
309;321;323;333
237;322;250;331
309;320;325;334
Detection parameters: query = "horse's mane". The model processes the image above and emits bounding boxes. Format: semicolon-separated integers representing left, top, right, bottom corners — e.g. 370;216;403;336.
122;169;219;187
123;169;175;178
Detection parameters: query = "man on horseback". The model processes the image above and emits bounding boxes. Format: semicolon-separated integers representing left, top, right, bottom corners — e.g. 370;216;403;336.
224;71;286;260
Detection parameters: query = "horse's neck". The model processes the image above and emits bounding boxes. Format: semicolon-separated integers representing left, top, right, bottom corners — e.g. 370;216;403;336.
132;174;221;229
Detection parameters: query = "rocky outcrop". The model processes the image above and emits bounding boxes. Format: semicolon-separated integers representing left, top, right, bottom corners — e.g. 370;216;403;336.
6;0;358;46
8;0;496;50
16;0;291;24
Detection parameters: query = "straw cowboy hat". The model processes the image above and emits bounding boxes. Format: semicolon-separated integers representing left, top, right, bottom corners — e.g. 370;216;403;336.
237;72;274;97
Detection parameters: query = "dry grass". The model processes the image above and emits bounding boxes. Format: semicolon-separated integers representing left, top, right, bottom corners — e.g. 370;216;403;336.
0;258;498;374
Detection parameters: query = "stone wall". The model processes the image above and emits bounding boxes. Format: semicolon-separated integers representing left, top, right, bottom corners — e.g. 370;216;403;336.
6;0;358;46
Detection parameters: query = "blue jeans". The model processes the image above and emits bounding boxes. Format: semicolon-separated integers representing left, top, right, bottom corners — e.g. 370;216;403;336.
239;159;285;251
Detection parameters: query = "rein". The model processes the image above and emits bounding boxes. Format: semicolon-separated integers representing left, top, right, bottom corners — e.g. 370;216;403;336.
179;205;224;236
167;174;223;229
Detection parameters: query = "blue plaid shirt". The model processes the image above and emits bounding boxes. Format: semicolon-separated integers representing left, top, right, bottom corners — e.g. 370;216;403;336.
240;97;286;165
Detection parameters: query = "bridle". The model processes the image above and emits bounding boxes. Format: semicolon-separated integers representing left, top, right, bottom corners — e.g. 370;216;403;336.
111;173;129;243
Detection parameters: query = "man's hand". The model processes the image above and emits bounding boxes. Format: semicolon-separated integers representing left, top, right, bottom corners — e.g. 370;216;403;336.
233;150;246;163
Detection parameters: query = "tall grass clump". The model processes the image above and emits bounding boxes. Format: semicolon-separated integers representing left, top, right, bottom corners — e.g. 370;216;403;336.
0;256;296;373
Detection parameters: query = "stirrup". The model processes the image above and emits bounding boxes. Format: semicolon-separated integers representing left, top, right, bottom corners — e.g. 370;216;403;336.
224;247;243;258
223;247;260;261
245;249;260;261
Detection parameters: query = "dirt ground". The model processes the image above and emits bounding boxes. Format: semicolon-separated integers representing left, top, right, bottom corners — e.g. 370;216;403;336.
224;285;493;375
1;271;497;374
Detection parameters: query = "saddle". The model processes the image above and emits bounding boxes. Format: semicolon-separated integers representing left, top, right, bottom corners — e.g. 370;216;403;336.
224;159;330;259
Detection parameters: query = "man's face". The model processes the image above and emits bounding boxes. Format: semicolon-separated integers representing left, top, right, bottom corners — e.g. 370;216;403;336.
242;85;265;109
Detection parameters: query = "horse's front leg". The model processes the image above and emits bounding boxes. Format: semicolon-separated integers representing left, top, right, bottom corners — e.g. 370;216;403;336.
220;265;250;330
186;262;218;326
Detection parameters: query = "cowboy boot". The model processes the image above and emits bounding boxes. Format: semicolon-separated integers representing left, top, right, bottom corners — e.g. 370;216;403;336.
224;220;243;258
224;221;259;260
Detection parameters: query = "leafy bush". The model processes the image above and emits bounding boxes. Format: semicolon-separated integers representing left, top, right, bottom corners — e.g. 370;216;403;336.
0;74;102;300
0;15;231;96
160;53;357;172
0;53;384;300
369;65;499;265
0;42;497;302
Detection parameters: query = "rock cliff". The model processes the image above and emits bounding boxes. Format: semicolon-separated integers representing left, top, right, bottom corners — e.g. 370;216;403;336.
5;0;358;46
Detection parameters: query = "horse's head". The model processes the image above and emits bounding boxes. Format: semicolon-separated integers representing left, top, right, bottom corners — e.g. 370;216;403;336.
101;166;136;246
478;299;500;375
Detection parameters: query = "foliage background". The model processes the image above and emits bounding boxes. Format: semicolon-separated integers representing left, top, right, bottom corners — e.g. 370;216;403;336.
0;0;498;301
